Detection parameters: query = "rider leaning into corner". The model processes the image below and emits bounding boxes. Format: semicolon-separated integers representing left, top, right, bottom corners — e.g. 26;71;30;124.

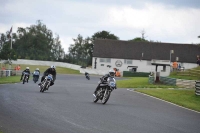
93;69;117;97
38;65;56;87
20;67;30;82
33;68;40;78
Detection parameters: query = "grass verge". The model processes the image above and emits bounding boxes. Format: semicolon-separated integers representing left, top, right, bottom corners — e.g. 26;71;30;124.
0;76;21;84
169;72;198;80
0;64;80;84
135;88;200;112
117;77;200;112
12;64;80;74
117;77;177;88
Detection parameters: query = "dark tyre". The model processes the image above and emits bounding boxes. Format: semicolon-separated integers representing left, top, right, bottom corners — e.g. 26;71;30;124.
23;77;26;84
93;97;99;103
40;83;45;93
102;91;110;104
93;90;100;103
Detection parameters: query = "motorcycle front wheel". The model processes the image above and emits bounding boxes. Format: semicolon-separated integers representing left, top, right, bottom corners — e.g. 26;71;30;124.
102;91;111;104
93;96;99;103
23;76;26;84
40;82;47;93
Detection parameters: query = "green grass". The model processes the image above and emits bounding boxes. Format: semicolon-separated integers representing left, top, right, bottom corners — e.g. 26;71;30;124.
117;77;177;88
0;64;80;84
169;72;199;80
169;66;200;80
0;76;21;84
12;64;80;74
135;89;200;112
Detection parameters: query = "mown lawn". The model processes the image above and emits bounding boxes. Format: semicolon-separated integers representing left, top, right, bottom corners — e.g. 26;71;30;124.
0;76;21;84
169;72;199;80
12;64;80;74
117;77;200;112
136;89;200;112
117;77;177;88
0;64;80;84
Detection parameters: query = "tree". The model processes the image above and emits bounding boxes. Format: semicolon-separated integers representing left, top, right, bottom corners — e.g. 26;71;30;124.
67;34;93;66
13;20;64;61
0;43;17;60
128;37;149;42
92;30;119;40
129;29;149;42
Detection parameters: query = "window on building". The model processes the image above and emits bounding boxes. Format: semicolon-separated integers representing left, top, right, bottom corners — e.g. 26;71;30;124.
101;64;104;66
106;58;111;63
99;58;111;63
124;59;132;64
100;58;105;62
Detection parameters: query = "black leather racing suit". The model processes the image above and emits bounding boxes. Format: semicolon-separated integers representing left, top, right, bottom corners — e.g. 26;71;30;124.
94;74;113;94
20;69;30;81
41;68;56;86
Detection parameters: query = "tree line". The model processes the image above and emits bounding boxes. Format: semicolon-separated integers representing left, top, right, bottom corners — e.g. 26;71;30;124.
0;21;150;66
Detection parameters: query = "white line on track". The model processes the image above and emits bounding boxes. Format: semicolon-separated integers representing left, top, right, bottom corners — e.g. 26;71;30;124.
127;89;200;114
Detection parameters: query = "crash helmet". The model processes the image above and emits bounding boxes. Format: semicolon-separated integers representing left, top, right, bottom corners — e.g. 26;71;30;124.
51;65;56;70
26;67;29;70
36;68;39;70
108;69;115;77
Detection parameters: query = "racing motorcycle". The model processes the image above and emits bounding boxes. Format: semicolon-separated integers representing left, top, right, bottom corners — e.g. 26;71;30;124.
93;77;116;104
85;73;90;80
40;74;53;93
22;72;29;84
33;71;40;83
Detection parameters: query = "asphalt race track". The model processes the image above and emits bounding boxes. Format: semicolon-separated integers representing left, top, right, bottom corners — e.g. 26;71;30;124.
0;74;199;133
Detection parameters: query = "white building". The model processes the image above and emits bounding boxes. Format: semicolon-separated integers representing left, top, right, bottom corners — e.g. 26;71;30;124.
92;39;199;76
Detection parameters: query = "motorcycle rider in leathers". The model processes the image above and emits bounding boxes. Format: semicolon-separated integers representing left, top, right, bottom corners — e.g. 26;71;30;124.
38;65;56;87
93;69;117;97
20;67;30;82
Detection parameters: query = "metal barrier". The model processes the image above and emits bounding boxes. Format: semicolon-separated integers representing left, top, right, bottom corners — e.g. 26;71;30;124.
195;81;200;96
0;70;22;77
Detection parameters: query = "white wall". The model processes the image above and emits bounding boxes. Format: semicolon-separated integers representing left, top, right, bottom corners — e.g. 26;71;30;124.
181;62;198;69
93;57;168;72
10;59;81;70
92;57;198;76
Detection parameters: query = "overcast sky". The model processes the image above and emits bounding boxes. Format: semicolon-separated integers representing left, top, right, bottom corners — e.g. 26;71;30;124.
0;0;200;53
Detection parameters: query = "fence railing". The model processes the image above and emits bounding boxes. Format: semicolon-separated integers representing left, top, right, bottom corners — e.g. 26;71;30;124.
195;81;200;96
0;70;22;77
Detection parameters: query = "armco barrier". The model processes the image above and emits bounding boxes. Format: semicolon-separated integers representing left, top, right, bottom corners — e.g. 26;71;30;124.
195;81;200;96
160;77;176;86
123;71;150;77
149;76;195;88
148;76;154;84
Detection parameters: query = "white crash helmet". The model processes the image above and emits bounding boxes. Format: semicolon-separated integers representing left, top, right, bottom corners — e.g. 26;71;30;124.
51;65;56;69
36;68;39;70
109;69;115;77
26;67;29;70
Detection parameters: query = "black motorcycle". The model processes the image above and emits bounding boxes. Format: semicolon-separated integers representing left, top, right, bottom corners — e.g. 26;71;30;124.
33;71;40;83
85;73;90;80
93;77;116;104
22;72;29;84
40;74;53;93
